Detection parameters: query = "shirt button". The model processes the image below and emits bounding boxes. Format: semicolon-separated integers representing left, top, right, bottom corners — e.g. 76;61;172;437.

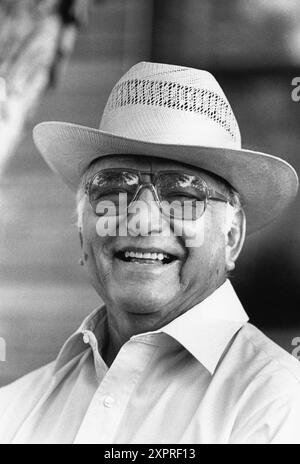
103;396;115;408
82;331;90;344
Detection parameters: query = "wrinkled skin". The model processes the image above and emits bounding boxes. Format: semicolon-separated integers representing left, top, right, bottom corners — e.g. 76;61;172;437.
79;155;246;366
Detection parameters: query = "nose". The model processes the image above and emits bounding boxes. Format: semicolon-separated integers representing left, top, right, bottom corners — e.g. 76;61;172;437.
125;185;169;236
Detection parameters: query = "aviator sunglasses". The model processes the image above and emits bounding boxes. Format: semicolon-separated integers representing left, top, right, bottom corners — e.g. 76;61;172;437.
85;168;230;221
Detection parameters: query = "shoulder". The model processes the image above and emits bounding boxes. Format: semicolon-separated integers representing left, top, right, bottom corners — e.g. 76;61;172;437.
227;324;300;443
0;361;55;406
0;362;55;442
239;323;300;384
226;322;300;406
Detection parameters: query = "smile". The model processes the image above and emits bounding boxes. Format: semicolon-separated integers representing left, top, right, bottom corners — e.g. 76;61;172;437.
114;248;177;265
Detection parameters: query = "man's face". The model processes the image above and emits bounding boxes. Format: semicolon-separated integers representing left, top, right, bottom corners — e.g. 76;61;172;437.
81;155;232;325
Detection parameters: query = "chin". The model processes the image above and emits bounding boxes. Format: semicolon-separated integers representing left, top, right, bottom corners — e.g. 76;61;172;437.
115;288;175;315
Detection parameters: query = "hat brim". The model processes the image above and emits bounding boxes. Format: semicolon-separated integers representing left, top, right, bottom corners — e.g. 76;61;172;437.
33;121;299;234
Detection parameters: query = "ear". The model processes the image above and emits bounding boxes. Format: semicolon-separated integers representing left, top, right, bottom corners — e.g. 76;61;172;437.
225;207;246;272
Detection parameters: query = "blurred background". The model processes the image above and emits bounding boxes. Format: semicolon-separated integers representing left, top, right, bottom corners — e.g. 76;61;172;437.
0;0;300;386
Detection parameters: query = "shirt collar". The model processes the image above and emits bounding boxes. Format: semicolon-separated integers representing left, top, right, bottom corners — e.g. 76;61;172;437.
53;306;108;374
54;280;248;376
156;279;249;374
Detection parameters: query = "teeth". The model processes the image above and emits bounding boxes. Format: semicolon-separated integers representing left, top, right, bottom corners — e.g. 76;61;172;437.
123;250;170;260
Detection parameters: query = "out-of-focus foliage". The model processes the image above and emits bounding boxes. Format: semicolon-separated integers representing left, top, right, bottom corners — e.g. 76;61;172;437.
0;0;89;172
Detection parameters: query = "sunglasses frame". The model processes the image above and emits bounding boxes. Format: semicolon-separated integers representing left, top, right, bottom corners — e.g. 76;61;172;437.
85;168;230;220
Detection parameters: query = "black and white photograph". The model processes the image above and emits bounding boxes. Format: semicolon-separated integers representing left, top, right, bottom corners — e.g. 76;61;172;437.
0;0;300;447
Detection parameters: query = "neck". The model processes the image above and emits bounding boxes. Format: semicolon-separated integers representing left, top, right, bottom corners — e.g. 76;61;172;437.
101;278;226;367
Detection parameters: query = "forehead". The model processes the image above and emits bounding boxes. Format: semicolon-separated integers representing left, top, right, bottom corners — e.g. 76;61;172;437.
84;155;226;189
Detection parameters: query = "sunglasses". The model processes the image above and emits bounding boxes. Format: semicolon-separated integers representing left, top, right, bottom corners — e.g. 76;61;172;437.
85;168;230;221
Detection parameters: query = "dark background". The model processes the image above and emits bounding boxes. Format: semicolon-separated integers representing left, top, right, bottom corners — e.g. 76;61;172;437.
0;0;300;386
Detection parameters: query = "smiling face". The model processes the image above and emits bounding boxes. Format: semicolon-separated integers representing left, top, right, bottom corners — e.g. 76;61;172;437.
79;154;245;332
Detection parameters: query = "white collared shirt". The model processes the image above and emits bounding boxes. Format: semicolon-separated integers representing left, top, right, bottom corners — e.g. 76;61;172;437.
0;280;300;444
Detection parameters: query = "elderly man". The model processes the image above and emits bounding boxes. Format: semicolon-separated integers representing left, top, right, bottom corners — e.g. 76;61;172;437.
0;62;300;444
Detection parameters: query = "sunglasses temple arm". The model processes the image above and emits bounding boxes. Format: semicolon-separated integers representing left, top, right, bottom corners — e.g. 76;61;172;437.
207;189;230;204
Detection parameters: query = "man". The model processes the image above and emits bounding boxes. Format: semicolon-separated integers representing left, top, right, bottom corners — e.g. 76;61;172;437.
0;61;299;444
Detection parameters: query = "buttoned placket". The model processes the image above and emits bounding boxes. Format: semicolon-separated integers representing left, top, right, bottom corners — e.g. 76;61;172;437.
82;329;107;381
74;335;159;444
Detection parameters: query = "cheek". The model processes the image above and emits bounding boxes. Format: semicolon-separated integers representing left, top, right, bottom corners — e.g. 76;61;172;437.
177;216;206;248
179;213;226;284
82;214;113;285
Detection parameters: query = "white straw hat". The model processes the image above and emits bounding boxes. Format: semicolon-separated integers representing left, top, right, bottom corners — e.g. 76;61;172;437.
33;61;298;233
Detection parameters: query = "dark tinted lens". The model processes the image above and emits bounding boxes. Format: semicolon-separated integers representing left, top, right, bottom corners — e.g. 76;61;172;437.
88;170;139;216
156;173;207;220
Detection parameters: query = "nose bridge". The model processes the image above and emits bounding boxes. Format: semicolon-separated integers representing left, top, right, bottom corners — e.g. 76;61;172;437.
130;183;161;220
135;183;158;203
126;183;167;236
